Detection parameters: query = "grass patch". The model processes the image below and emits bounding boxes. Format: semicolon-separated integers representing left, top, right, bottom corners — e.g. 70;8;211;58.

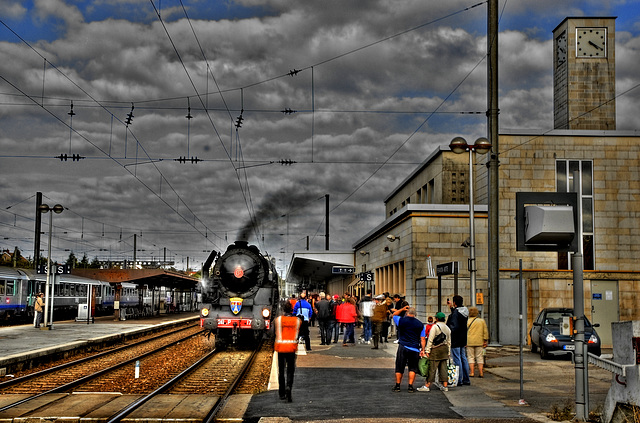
548;400;574;421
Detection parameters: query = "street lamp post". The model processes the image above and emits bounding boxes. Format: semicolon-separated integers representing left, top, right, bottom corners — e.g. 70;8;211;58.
449;137;491;307
38;203;64;329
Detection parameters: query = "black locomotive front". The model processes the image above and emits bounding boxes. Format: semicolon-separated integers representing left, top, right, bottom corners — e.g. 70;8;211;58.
199;241;278;348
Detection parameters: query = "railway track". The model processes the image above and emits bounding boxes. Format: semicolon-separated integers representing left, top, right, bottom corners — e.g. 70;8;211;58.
105;341;264;423
0;323;204;410
0;330;274;422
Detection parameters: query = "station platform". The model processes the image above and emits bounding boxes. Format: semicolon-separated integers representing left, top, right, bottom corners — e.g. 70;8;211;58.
0;316;613;422
245;331;613;423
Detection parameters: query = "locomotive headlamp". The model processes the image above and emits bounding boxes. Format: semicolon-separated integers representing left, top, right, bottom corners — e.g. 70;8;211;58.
233;267;244;278
201;308;209;317
262;308;270;319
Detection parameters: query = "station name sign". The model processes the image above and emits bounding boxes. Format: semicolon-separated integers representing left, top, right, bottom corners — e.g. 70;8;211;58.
436;261;459;276
37;264;70;274
359;271;374;282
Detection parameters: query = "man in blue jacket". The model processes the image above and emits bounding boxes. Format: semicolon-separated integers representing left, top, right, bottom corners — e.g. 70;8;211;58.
447;295;470;386
293;292;313;351
391;306;425;393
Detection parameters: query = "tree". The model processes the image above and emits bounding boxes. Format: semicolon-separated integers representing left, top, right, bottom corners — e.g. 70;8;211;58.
66;251;78;269
90;256;101;268
80;253;90;268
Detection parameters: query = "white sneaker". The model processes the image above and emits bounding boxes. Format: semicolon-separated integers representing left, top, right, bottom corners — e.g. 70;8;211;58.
441;386;448;392
393;340;399;344
416;386;430;392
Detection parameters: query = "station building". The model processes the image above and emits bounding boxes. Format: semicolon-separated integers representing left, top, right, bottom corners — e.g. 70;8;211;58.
288;17;640;347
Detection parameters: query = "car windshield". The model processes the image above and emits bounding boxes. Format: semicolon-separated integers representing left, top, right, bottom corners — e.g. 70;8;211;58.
544;311;592;327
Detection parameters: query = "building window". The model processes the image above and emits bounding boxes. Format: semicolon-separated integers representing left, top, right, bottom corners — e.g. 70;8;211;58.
556;160;594;270
428;179;434;203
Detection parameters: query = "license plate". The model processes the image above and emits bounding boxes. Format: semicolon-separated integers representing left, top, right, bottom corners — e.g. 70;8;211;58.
563;344;575;351
217;318;252;328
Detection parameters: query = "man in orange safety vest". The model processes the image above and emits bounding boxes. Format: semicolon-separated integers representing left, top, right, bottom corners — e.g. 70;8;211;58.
274;300;301;402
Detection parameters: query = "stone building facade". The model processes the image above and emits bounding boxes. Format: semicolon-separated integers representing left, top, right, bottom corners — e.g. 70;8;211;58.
354;128;640;347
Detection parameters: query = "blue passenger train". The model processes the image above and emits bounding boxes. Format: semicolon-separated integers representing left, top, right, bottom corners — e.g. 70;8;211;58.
0;267;153;323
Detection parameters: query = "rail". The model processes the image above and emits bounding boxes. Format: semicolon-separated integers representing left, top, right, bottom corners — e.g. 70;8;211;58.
105;340;263;423
0;327;202;413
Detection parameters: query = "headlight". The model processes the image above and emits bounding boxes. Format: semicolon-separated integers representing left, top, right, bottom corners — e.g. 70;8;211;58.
545;333;557;343
262;308;270;318
201;308;209;317
588;334;598;344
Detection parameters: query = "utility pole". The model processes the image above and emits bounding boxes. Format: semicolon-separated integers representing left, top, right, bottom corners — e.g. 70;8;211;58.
487;0;501;345
34;192;43;269
325;194;329;250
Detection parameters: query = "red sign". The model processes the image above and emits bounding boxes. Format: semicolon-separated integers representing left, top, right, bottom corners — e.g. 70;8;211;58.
234;267;244;278
217;318;252;328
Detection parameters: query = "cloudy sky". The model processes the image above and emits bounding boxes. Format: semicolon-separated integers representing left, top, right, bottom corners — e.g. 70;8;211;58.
1;0;639;275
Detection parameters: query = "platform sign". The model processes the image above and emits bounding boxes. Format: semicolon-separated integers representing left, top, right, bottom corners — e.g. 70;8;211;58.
359;271;374;282
436;261;459;276
332;266;355;274
38;264;70;274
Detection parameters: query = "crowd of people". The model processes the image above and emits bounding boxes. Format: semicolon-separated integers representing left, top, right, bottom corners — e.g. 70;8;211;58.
273;290;489;402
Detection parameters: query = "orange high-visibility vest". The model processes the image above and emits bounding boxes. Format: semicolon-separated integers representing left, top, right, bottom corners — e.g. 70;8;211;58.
274;315;301;353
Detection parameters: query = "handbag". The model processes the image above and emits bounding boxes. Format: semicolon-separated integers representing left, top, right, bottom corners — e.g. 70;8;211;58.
432;323;446;346
418;357;430;377
447;359;459;386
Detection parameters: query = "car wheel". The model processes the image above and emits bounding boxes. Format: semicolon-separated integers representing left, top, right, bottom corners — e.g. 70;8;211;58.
530;340;537;353
539;343;548;359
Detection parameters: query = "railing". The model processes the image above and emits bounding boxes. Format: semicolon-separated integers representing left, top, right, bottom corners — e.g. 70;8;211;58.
588;352;635;377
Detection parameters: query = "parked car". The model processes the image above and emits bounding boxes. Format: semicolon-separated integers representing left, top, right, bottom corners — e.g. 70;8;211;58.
529;307;601;359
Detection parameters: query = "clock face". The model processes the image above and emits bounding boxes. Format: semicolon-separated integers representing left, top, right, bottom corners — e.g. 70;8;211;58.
555;31;567;65
576;28;607;58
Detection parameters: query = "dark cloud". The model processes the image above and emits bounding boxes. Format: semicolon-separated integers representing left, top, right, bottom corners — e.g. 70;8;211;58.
1;1;639;272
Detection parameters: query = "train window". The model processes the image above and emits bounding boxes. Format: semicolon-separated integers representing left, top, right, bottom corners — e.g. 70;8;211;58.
6;281;14;295
0;281;4;296
62;283;68;296
79;285;87;296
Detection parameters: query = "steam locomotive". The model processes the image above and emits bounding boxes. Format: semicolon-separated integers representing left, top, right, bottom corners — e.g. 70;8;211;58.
199;241;279;349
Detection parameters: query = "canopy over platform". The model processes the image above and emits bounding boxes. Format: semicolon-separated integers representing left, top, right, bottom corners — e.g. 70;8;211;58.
72;269;198;290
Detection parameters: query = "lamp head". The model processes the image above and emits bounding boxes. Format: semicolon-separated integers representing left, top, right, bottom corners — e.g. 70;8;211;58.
449;136;468;154
387;235;399;242
473;137;492;155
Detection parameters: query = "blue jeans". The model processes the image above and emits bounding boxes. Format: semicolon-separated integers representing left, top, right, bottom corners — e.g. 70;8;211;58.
343;323;355;344
451;346;470;385
329;320;340;344
363;317;372;341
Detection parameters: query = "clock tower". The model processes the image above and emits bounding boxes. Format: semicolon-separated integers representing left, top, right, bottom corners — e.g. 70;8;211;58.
553;17;616;130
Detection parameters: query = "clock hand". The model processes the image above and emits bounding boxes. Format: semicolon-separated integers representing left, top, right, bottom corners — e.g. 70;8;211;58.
588;40;603;51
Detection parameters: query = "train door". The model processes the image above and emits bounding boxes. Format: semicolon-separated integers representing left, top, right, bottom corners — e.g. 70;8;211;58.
27;279;38;309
